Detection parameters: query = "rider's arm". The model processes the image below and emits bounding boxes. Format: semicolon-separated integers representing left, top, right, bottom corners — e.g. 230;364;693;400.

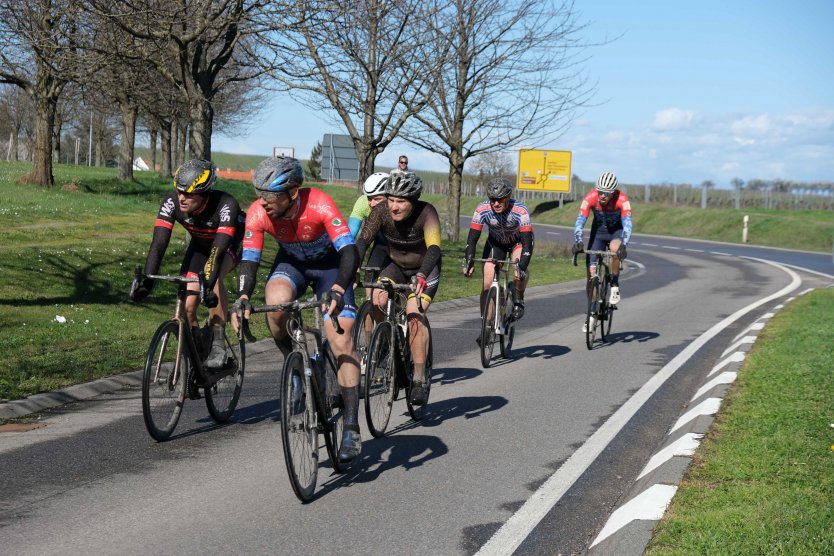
355;204;383;262
320;193;361;290
143;195;177;275
203;196;240;291
618;194;633;245
463;227;481;261
573;193;594;243
348;195;370;239
418;205;442;277
237;201;266;298
516;204;534;271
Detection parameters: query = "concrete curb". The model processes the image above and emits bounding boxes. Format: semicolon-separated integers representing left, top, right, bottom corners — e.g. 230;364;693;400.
586;296;803;555
0;281;585;421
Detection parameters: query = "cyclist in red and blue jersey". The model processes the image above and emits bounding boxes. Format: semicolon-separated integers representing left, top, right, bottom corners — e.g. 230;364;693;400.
232;156;362;462
572;171;632;320
130;159;245;374
463;177;534;322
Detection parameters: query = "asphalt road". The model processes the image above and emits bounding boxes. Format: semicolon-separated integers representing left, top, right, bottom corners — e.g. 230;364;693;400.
1;231;832;555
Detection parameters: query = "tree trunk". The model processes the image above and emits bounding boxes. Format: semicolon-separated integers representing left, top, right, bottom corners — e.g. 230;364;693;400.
444;151;464;241
52;118;62;165
188;99;213;160
149;128;158;172
118;102;137;181
95;139;102;167
10;127;19;161
176;122;188;168
160;121;173;178
25;95;57;187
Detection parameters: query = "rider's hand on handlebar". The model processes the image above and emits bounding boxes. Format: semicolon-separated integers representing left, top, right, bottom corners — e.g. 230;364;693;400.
571;241;585;255
322;288;345;316
516;267;527;282
414;273;427;298
463;257;475;277
231;296;251;333
202;289;219;309
617;244;628;260
129;277;154;302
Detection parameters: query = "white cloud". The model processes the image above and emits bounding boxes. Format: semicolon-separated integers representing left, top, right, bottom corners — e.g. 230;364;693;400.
651;108;696;131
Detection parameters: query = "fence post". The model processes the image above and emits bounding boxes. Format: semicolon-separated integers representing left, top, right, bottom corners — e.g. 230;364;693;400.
742;215;749;243
701;185;707;209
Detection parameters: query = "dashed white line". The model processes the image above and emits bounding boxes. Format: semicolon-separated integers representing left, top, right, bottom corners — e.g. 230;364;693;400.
710;251;732;256
708;351;745;377
662;245;681;250
693;371;738;401
590;484;678;547
637;433;704;480
670;398;723;433
721;336;756;358
684;248;704;253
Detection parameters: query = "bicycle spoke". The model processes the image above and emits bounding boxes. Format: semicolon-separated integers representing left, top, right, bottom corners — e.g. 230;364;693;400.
142;321;187;441
280;352;318;502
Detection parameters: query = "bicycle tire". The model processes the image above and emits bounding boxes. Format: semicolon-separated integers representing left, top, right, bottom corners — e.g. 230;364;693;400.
142;321;188;441
353;300;374;381
585;277;599;350
280;351;318;502
480;287;498;368
500;284;516;358
204;328;245;423
319;343;345;472
406;317;432;420
364;321;396;437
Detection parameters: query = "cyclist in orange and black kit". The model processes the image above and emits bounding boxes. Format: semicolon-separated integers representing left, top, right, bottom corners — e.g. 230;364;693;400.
130;159;245;375
231;156;363;462
354;171;442;406
572;171;632;330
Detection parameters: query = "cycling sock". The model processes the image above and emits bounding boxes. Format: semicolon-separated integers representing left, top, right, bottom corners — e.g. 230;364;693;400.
611;274;619;286
341;384;360;426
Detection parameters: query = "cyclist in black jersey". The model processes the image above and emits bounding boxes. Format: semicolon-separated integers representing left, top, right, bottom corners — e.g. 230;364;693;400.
355;171;442;406
130;159;245;373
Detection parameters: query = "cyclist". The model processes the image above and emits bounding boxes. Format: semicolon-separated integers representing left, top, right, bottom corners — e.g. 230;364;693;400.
130;159;245;377
348;171;390;269
463;177;533;324
572;171;632;329
231;156;363;462
354;171;442;406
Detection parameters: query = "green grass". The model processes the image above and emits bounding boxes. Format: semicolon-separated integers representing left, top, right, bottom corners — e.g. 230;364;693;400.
646;288;834;555
0;160;580;401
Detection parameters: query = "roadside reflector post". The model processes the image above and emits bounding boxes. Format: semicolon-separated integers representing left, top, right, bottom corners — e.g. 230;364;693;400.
742;214;749;243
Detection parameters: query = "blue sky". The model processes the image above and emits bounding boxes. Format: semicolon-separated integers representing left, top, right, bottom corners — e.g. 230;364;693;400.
213;0;834;186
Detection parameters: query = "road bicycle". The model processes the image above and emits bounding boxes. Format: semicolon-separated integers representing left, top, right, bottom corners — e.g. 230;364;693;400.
472;257;519;368
352;266;382;381
237;298;345;502
131;267;244;442
574;250;616;349
359;279;433;437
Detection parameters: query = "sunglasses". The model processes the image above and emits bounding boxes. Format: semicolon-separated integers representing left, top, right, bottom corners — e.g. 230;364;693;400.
258;190;286;202
489;197;509;203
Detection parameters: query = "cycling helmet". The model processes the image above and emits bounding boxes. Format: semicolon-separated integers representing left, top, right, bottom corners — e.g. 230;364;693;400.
253;156;304;193
486;177;513;199
174;159;217;194
595;171;618;193
363;172;389;197
385;171;422;199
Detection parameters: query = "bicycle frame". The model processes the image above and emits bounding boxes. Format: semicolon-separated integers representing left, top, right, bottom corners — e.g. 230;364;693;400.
472;257;517;338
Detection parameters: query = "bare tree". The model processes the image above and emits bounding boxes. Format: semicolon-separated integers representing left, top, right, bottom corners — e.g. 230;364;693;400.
0;0;83;186
0;85;35;161
402;0;595;240
256;0;440;183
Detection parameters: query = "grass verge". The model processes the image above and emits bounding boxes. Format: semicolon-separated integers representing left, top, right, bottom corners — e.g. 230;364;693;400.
646;287;834;555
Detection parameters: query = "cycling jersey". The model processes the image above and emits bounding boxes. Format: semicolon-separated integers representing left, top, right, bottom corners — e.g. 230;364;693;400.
465;199;534;271
143;190;244;290
574;189;633;245
355;200;442;276
239;187;357;297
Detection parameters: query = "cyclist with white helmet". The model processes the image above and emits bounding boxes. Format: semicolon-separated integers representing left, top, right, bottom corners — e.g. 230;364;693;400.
348;171;391;267
463;176;534;324
354;171;442;406
130;159;246;378
572;171;632;320
232;156;363;462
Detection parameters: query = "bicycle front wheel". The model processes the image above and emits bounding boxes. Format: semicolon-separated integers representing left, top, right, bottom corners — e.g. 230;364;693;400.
364;321;396;438
204;328;245;423
353;300;374;386
142;321;188;441
585;278;600;350
406;318;432;421
598;274;610;342
480;287;498;368
319;344;345;473
500;284;516;359
280;351;318;502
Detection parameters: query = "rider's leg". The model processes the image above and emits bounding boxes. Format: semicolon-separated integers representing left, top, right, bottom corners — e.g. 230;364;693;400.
511;245;527;319
608;238;622;305
205;256;237;368
264;277;296;356
480;261;496;316
406;295;432;405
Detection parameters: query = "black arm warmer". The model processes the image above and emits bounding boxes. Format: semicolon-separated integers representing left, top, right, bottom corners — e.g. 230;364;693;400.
143;226;172;276
238;260;260;298
518;230;534;271
464;228;481;261
419;244;442;277
336;244;360;290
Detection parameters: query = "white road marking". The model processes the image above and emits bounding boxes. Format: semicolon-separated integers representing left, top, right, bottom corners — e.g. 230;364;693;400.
684;248;704;253
708;351;745;377
662;245;681;250
475;260;801;556
590;484;678;547
710;251;732;256
637;433;704;480
721;336;756;357
642;243;658;247
670;398;723;434
693;371;737;400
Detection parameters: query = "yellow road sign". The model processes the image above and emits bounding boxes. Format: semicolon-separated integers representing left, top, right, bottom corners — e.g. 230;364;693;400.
517;149;572;193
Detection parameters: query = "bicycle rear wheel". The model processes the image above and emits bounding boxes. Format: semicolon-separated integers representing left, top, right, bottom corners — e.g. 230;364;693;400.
406;318;432;420
353;300;374;385
364;321;396;437
480;287;498;368
204;328;245;422
500;285;516;358
142;321;188;441
280;351;318;502
319;344;345;472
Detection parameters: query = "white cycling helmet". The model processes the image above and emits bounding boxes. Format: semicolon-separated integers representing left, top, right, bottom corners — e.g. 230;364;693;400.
363;172;389;197
595;171;618;193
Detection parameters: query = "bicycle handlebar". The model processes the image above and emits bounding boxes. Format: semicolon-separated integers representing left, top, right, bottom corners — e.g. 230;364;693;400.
243;298;344;335
358;279;426;314
131;265;207;302
470;258;519;265
573;250;616;266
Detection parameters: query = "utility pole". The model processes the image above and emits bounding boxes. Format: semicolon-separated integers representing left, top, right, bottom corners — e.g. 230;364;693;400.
88;111;93;166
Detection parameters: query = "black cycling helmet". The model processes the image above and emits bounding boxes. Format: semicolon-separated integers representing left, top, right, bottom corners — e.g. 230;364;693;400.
174;159;217;194
487;177;513;199
595;171;618;193
253;156;304;193
385;171;422;199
